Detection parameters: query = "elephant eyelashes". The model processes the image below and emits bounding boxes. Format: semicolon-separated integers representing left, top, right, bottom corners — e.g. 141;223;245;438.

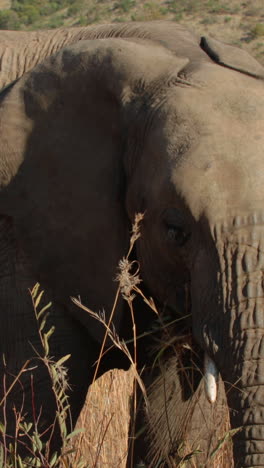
166;225;190;246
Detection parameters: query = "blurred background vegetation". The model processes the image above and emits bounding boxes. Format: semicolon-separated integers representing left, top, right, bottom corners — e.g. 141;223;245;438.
0;0;264;63
0;0;263;62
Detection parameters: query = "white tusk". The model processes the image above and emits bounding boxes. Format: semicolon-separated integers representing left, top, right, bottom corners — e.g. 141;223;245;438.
204;353;219;404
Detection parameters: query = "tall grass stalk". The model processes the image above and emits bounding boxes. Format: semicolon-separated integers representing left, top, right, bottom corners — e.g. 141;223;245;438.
0;285;86;468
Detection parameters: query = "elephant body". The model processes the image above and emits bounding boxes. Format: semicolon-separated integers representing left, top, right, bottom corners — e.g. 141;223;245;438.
0;21;264;467
146;359;232;467
133;321;233;467
0;22;203;90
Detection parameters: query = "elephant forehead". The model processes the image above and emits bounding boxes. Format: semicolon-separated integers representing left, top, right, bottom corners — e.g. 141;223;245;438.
138;72;264;220
161;84;264;221
167;74;264;126
171;124;264;221
148;80;264;163
187;61;264;119
149;76;264;160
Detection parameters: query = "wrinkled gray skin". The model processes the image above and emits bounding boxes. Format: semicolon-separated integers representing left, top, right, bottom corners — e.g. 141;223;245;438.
0;21;264;467
145;354;232;467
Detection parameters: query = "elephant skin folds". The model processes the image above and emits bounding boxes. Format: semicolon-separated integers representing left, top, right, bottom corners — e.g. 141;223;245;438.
0;21;264;467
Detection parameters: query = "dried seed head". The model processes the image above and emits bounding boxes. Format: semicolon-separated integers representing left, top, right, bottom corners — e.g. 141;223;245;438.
116;258;141;301
130;212;144;246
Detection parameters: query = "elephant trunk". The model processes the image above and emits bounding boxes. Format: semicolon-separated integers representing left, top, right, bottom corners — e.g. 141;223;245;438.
229;371;264;467
223;226;264;467
225;310;264;467
204;220;264;467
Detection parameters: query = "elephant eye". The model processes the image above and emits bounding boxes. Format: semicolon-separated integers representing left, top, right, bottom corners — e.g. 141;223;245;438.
166;224;190;246
163;208;191;247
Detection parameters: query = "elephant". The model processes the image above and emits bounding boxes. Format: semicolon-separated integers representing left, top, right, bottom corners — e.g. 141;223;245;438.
0;20;264;467
133;327;233;467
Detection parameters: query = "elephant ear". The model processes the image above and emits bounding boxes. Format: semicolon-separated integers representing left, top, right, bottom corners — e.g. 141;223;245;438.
0;38;186;344
200;36;264;79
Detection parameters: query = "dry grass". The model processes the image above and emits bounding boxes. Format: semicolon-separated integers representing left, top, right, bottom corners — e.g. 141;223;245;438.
70;213;145;467
0;216;236;467
73;368;134;467
70;213;233;467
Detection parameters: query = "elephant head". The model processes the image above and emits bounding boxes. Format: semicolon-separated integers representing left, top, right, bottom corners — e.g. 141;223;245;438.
0;23;264;466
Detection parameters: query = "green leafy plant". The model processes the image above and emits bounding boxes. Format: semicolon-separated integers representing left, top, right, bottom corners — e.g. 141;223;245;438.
206;1;234;14
114;0;135;13
200;16;218;24
67;0;83;17
251;23;264;38
0;10;20;29
167;0;200;15
45;15;65;28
